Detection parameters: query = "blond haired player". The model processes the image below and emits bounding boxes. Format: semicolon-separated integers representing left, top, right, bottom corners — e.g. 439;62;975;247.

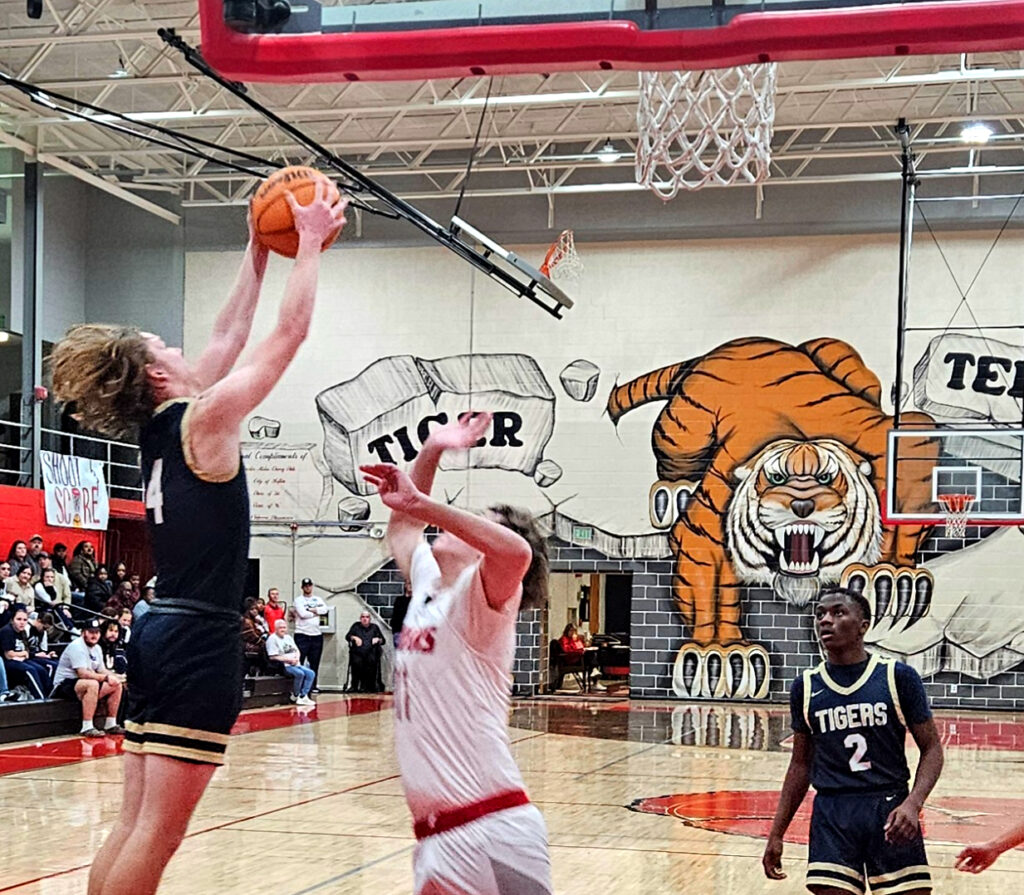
50;177;347;895
362;412;552;895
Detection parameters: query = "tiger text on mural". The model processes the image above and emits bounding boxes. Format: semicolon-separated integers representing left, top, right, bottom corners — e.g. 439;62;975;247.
913;333;1024;420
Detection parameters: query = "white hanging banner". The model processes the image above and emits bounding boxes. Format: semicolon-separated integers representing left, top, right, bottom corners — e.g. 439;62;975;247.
40;450;110;530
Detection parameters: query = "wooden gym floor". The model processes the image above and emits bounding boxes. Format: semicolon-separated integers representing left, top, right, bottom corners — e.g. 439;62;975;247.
1;696;1023;894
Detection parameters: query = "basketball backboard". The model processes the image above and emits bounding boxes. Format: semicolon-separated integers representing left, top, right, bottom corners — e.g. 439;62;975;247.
201;0;1024;83
885;427;1024;525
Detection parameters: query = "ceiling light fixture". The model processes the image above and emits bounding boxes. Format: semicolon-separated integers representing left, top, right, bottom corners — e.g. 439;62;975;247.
596;139;622;164
961;122;993;145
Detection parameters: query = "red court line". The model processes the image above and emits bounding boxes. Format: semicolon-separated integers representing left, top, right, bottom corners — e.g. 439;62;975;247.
0;695;391;777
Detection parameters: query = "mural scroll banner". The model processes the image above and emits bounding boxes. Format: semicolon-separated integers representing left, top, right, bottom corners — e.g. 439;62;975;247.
39;450;109;530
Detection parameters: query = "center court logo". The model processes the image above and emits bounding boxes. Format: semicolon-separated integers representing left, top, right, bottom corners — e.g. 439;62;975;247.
628;790;1023;847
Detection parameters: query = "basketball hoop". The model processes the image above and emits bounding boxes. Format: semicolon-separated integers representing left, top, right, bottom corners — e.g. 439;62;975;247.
937;493;975;538
635;64;778;199
540;229;583;284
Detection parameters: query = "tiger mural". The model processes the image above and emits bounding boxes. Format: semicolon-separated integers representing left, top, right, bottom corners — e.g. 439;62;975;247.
607;336;938;699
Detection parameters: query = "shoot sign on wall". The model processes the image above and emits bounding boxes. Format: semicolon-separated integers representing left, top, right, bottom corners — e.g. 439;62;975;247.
40;451;109;530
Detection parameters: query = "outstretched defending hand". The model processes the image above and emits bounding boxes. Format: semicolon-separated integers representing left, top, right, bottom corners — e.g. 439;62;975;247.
361;464;423;514
955;842;1002;874
425;411;493;452
286;177;349;249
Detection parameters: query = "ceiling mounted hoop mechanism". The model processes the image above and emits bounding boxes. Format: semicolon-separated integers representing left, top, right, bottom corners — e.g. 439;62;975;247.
635;63;778;199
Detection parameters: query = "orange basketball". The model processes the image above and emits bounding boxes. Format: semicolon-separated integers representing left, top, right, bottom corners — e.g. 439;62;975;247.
250;166;343;258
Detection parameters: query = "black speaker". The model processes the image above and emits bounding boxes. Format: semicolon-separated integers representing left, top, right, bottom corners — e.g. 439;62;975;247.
26;0;42;19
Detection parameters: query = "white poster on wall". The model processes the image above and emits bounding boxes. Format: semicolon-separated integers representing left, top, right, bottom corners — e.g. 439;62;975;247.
40;451;109;530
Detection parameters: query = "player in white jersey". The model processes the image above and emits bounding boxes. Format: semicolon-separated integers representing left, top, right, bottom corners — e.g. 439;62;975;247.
361;412;552;895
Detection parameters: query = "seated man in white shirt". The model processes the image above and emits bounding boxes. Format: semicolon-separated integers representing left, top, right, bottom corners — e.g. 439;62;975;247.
52;619;125;738
265;619;315;706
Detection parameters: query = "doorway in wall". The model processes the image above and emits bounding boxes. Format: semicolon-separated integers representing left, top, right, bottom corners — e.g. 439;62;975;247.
545;571;632;696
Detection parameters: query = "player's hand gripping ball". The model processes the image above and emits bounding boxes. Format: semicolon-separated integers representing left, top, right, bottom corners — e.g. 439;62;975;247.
250;166;344;258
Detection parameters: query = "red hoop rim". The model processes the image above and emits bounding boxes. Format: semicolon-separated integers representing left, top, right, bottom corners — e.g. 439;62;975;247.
880;488;1024;527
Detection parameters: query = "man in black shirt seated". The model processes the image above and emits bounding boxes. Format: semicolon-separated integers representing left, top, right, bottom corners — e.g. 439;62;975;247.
346;610;385;692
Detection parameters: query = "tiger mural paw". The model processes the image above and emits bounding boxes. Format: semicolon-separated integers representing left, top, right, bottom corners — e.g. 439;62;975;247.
841;562;933;640
672;642;771;700
651;479;697;529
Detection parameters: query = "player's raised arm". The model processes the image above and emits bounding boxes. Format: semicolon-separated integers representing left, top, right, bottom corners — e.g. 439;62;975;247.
191;214;270;390
189;180;347;475
762;731;813;880
386;413;492;579
362;462;532;609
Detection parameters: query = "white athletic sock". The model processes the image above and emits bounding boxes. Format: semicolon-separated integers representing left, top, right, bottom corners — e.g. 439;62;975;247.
81;719;94;732
103;717;117;730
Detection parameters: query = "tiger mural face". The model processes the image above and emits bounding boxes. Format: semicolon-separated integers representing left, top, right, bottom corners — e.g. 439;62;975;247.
727;438;882;607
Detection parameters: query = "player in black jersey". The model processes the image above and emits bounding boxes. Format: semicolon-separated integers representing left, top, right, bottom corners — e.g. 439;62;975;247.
762;586;944;895
51;177;347;895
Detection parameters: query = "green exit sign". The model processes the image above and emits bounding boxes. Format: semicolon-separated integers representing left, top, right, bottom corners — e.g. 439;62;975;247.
572;525;593;542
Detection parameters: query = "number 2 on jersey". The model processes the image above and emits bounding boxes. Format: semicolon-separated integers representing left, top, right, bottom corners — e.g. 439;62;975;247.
394;667;411;721
145;458;164;525
844;732;872;772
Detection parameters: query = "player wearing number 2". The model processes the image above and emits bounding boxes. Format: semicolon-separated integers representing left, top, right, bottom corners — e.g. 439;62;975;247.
362;412;553;895
50;178;347;895
763;586;944;895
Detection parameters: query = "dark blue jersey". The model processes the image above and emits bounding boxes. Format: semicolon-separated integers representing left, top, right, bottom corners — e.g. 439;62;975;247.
789;653;931;794
140;399;250;614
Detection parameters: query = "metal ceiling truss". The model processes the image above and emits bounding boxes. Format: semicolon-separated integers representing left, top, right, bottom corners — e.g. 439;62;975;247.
0;4;1023;211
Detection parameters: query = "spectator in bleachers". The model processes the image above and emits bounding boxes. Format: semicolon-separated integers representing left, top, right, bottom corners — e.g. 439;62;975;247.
133;586;155;621
0;561;10;628
0;560;10;583
6;540;28;572
253;597;270;637
40;553;72;602
34;568;77;632
129;573;142;605
118;608;133;645
51;618;124;737
100;618;127;678
25;535;45;582
84;565;113;615
112;562;129;590
265;619;315;705
1;608;49;699
345;610;385;693
240;596;268;671
5;564;36;611
264;587;286;631
51;542;69;576
25;611;59;681
67;540;98;592
40;611;72;648
115;580;135;612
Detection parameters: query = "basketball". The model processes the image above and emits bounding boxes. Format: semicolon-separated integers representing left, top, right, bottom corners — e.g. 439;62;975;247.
250;166;343;258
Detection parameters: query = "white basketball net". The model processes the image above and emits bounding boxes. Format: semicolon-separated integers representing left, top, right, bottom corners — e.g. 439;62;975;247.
636;63;778;199
541;229;584;285
938;493;975;538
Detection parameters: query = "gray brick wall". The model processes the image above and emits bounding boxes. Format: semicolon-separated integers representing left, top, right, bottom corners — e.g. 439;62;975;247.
356;525;1024;708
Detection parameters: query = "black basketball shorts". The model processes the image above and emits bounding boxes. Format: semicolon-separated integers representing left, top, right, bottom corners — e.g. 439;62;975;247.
124;604;244;766
807;790;930;894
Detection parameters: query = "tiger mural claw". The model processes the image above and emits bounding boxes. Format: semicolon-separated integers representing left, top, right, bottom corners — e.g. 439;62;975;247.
608;337;939;700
